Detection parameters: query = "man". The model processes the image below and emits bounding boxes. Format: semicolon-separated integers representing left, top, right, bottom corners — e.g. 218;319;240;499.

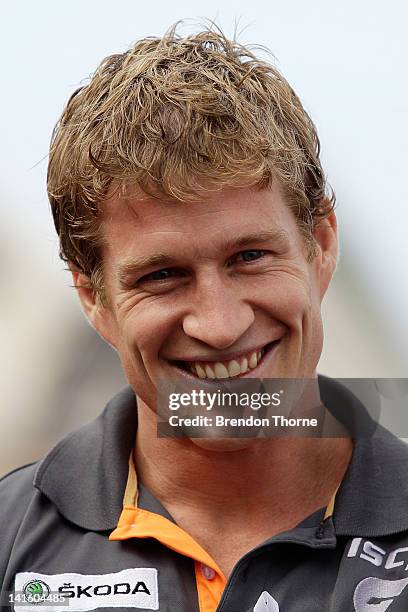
1;25;408;612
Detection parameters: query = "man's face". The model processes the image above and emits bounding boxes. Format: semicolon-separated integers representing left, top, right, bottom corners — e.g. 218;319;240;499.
76;182;337;413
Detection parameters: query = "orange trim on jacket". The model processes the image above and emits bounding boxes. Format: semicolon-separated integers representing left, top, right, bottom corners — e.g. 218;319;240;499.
109;454;226;612
109;452;338;612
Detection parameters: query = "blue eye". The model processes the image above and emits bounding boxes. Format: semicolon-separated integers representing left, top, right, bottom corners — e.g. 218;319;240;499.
142;268;188;283
146;269;171;280
145;269;174;281
240;250;265;262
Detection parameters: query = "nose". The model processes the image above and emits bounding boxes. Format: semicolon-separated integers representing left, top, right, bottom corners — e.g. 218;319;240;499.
182;277;255;350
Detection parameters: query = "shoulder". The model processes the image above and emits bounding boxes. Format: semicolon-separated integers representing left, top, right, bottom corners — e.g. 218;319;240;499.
0;462;41;577
0;462;39;524
0;461;38;489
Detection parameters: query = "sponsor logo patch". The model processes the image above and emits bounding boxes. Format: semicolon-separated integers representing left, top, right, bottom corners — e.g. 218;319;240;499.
23;579;50;601
14;568;158;611
348;537;408;572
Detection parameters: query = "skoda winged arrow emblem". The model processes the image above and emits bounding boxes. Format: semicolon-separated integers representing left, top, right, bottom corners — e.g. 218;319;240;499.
253;590;280;611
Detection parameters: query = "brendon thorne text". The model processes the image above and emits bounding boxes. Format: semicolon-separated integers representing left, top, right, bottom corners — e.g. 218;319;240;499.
167;415;318;428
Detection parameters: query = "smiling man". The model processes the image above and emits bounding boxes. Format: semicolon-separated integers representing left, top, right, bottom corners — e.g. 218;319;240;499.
1;24;408;612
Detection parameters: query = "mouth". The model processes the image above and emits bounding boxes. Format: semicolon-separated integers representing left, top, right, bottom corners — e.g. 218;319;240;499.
169;340;281;380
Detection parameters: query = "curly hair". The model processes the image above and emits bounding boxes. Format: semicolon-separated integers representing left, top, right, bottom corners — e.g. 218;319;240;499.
47;23;335;302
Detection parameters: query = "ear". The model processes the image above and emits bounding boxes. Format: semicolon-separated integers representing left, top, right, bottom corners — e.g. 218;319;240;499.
312;211;338;301
71;270;118;348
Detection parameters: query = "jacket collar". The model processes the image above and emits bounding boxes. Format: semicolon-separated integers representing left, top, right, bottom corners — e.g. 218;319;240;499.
34;386;137;531
333;432;408;537
34;379;408;537
318;377;408;536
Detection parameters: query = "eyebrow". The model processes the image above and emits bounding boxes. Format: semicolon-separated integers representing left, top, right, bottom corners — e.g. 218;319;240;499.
116;228;290;287
223;229;290;251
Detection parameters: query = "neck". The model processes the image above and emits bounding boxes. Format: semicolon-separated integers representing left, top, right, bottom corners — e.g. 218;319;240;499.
134;398;353;527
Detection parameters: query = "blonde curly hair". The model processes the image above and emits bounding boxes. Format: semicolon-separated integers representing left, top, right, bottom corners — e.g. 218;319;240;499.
48;23;335;301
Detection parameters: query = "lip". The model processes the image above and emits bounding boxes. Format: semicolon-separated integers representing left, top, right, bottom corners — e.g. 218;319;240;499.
164;332;285;363
166;342;273;365
166;338;283;381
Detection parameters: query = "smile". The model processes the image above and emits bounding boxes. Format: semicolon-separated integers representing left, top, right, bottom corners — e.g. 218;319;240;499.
172;341;281;380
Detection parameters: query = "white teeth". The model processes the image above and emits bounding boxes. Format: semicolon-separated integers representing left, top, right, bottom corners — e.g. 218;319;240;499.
240;357;248;373
196;364;206;379
214;363;229;378
186;346;267;379
227;360;241;377
248;351;258;369
205;364;216;379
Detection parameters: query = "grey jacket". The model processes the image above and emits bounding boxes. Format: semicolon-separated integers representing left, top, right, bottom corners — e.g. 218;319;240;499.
1;380;408;611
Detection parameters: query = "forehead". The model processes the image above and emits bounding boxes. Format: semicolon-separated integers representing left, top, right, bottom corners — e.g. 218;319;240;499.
100;183;302;263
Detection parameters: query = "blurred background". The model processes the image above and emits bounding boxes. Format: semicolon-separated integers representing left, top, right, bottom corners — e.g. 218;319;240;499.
1;0;407;475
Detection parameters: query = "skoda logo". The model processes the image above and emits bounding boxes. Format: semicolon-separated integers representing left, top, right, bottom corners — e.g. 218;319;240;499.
23;579;50;601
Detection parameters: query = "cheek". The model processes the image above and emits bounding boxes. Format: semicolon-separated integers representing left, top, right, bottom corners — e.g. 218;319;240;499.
258;273;314;326
116;299;181;360
302;286;324;364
